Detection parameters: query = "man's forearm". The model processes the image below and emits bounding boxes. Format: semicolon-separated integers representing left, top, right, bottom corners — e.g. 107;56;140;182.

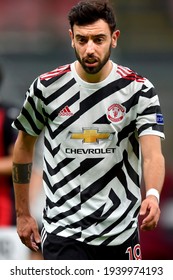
143;154;165;195
12;162;32;184
12;162;33;217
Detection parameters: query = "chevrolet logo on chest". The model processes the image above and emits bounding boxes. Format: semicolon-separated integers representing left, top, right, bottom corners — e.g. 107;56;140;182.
70;129;113;143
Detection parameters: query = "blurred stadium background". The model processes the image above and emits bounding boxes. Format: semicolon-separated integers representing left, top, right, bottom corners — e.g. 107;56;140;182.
0;0;172;259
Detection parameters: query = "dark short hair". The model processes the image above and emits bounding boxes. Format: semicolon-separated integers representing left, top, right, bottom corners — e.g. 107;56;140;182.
68;0;116;34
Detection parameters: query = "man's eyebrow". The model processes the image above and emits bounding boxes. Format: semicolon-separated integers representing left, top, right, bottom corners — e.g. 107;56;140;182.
75;34;85;38
75;34;107;38
94;34;107;38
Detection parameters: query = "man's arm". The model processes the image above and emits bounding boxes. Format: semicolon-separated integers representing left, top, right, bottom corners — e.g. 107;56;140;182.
12;130;41;251
139;135;165;231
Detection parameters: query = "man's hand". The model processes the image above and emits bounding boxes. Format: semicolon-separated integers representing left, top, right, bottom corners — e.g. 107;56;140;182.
16;215;41;251
140;196;160;231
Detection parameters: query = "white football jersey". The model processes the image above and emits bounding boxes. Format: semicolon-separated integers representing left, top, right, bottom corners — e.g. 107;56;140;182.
13;62;165;246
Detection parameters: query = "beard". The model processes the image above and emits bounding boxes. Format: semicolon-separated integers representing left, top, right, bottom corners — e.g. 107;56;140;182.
74;45;112;75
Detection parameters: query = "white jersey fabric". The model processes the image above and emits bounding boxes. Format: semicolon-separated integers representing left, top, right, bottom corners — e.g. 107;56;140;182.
13;62;165;246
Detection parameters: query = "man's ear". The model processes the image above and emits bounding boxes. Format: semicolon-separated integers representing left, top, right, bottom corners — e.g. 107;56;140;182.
112;30;120;48
69;29;74;48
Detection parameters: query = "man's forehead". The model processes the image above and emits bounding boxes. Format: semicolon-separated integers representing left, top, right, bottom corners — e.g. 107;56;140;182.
73;19;110;36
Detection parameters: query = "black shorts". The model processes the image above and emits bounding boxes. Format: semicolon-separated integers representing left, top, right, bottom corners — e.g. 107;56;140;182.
42;230;142;260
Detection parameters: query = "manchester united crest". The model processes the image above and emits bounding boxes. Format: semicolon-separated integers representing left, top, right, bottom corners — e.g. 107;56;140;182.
107;104;126;123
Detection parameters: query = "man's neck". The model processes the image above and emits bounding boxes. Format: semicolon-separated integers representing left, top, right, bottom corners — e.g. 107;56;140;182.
75;61;113;83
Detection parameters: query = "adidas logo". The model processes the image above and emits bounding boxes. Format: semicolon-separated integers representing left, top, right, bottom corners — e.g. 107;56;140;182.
58;106;74;116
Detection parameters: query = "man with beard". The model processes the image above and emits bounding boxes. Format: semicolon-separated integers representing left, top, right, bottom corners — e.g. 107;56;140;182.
12;0;165;260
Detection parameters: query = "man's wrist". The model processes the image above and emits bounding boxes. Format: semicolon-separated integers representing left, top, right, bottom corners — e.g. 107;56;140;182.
146;188;160;203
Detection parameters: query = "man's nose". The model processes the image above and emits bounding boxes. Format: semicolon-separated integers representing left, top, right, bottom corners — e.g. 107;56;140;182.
86;40;95;54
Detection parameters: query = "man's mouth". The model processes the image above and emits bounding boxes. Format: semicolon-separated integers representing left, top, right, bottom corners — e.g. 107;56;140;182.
84;58;98;67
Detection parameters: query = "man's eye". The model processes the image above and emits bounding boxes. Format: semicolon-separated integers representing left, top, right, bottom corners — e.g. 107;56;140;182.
95;38;104;44
78;38;87;44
